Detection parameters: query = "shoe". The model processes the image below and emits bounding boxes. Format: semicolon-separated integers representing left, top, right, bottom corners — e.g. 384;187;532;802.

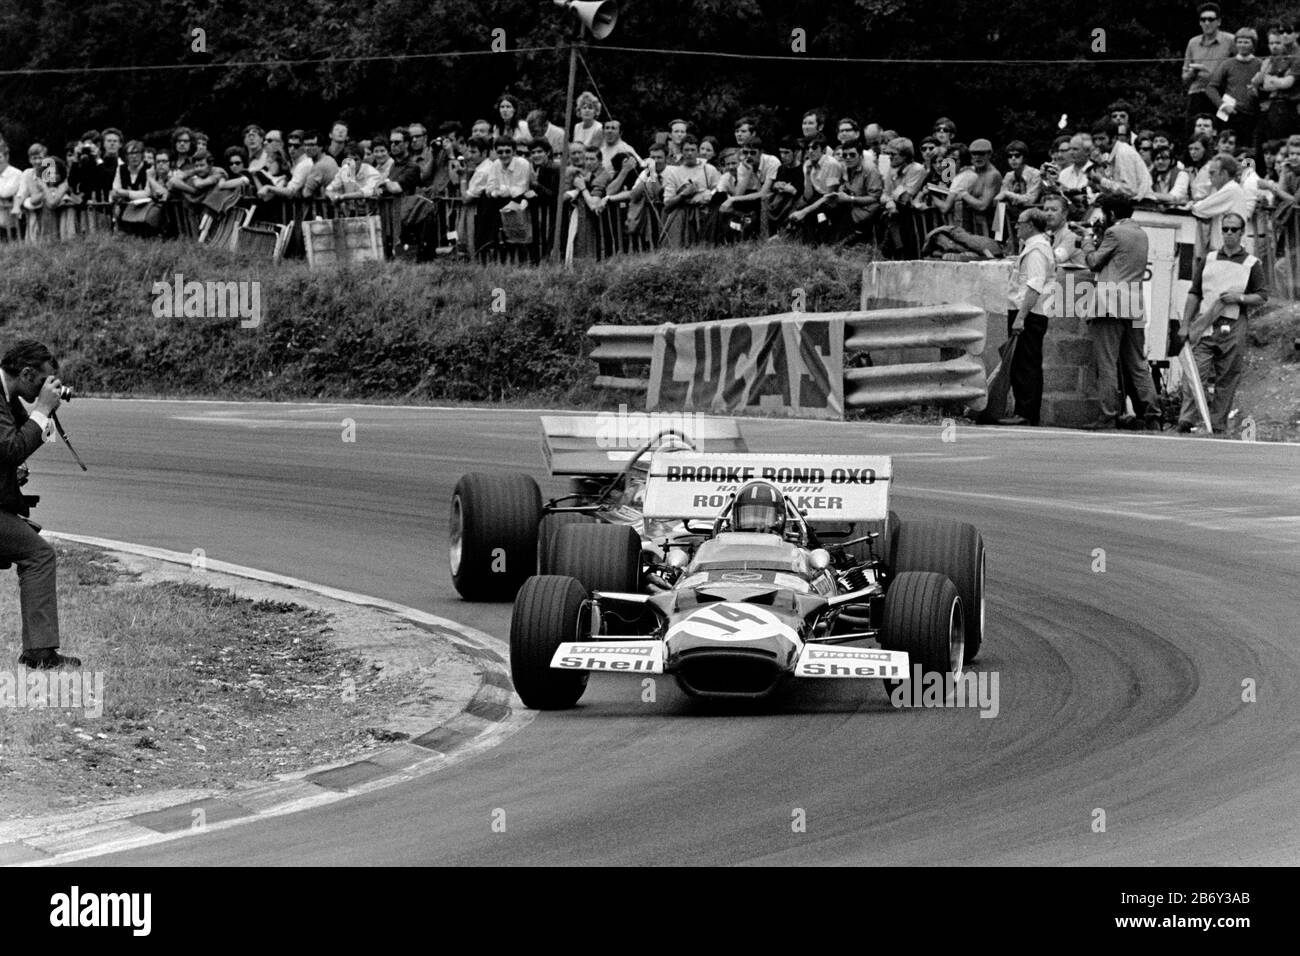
996;415;1032;426
18;648;81;669
1176;422;1194;433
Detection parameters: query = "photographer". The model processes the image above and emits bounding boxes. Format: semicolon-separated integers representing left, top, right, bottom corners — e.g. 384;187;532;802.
0;341;79;669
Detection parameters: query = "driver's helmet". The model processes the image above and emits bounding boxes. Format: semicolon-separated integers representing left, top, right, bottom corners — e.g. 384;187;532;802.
731;481;786;535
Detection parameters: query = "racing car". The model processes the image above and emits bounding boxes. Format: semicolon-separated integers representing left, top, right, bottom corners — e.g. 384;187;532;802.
448;415;746;600
508;452;986;709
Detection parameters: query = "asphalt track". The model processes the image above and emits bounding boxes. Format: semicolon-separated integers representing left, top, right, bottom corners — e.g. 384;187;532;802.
28;400;1300;865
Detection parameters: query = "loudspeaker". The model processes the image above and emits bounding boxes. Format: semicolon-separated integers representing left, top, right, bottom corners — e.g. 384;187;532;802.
554;0;618;40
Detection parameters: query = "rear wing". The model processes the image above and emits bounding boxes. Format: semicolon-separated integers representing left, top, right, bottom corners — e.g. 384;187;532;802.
642;453;892;522
539;413;747;476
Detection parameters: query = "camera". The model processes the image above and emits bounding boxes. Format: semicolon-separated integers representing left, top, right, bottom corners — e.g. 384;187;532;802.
57;385;74;403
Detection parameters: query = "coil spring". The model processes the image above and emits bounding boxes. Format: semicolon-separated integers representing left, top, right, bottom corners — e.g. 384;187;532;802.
840;565;870;593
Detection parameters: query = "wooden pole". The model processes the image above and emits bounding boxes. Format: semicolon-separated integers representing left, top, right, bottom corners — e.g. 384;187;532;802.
550;30;581;264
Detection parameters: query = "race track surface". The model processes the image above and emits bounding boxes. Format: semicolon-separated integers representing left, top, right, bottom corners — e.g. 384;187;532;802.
32;400;1300;865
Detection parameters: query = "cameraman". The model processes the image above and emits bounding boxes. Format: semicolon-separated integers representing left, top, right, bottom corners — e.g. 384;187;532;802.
0;340;79;669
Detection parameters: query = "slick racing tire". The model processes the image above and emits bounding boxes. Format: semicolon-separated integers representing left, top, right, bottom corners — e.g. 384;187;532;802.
551;523;643;594
538;512;598;575
893;519;985;664
449;472;542;601
510;575;590;710
879;572;964;700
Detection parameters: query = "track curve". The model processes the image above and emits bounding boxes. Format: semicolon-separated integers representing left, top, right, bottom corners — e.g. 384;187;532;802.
30;401;1300;865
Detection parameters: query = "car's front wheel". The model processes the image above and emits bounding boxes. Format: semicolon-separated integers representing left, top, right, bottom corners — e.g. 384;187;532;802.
510;575;590;710
879;571;964;702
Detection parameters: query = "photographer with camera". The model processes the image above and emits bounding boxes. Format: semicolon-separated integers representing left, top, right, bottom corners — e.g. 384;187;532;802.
0;340;79;669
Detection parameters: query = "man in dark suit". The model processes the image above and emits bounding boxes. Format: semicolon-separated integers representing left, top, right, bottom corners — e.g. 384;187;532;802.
0;340;79;669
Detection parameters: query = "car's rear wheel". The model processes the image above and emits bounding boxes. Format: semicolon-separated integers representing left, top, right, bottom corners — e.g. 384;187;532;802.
538;512;598;574
551;523;642;594
510;575;589;709
893;519;985;664
449;472;542;601
879;571;964;702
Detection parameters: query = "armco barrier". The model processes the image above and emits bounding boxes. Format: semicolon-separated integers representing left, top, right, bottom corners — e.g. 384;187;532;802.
588;303;988;413
862;259;1097;427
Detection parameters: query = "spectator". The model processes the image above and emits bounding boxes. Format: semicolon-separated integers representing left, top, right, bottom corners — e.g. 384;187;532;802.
718;137;771;239
25;156;75;241
172;126;196;170
0;143;23;236
408;123;436;190
734;117;780;185
993;140;1042;211
1091;119;1154;200
493;94;531;144
1153;130;1174;152
193;130;209;154
484;137;532;200
1206;28;1262;147
1134;132;1156;168
384;127;422;196
572;92;604;149
1107;101;1136;142
950;138;1001;234
1042;191;1085;266
9;144;47;223
526;109;566;158
368;138;393;182
243;124;268;172
766;137;804;234
1081;195;1160;429
1186;135;1216;199
326;143;384;200
168;148;224;199
1151;146;1192;202
252;146;288;194
881;137;926;256
567;146;612;259
698;136;722;171
835;117;862;149
217;146;252;193
527;138;560;204
67;132;104;202
1058;134;1095;205
932;117;956;149
1001;207;1055;426
1193;112;1218;140
800;110;825;143
660;135;719;249
109;140;163;236
831;141;883;245
599;118;641;173
452;136;493;259
470;118;493;140
1216;128;1237;155
99;127;124;194
1251;27;1300;147
791;133;842;231
620;141;667;244
299;130;340;199
326;121;349;163
666;118;690;164
148;148;173;201
1183;3;1237;133
1192;153;1253;250
1175;211;1268;433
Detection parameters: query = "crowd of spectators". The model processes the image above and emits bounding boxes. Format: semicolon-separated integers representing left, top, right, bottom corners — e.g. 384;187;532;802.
3;3;1300;274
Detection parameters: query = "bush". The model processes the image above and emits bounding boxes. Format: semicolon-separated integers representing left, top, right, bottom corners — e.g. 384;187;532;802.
0;235;868;402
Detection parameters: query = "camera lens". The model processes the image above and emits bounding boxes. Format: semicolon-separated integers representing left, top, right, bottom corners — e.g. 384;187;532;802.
58;385;74;402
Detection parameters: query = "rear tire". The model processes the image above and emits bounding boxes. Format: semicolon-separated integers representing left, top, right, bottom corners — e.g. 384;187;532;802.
551;523;643;594
510;575;589;709
449;473;542;601
880;571;964;695
538;512;598;574
893;519;985;664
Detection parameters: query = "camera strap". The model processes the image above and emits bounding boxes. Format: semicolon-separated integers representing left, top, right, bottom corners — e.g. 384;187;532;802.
51;412;87;471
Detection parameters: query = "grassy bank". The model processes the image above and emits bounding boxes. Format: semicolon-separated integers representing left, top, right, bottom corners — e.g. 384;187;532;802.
0;235;866;403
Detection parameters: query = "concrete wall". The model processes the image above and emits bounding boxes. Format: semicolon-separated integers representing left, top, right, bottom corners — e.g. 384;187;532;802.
861;259;1096;427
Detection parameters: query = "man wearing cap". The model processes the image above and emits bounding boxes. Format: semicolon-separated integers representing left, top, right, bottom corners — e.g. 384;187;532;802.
1174;211;1268;433
1184;4;1237;134
951;138;1002;235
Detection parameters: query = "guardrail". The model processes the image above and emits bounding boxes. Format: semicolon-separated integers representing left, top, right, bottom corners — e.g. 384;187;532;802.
587;303;988;413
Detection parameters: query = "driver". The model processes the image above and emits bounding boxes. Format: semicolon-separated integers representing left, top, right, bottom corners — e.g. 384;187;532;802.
731;480;787;536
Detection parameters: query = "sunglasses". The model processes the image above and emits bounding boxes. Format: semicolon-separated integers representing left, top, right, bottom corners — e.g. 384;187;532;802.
389;140;404;146
1006;152;1024;158
176;137;191;143
1200;15;1218;21
1221;225;1243;232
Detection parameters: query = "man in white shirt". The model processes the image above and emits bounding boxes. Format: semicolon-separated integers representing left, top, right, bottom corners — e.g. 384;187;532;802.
599;119;641;173
1192;154;1254;252
1058;134;1095;199
1091;120;1154;200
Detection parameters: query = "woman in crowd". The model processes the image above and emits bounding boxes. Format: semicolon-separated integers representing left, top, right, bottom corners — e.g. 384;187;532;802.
109;139;164;235
566;144;612;260
218;146;254;194
326;143;384;201
698;136;722;171
1150;146;1190;204
572;92;604;150
24;155;76;241
1185;136;1214;201
493;94;531;144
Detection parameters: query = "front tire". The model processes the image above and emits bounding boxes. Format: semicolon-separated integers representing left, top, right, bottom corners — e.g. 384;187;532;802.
510;575;590;709
880;571;964;687
449;473;542;601
893;519;985;664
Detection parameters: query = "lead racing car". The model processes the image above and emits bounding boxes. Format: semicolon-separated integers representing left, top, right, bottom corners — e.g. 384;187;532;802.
508;452;986;709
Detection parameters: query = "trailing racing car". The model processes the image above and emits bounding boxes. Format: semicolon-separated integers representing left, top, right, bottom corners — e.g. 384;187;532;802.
509;452;986;709
448;415;747;600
